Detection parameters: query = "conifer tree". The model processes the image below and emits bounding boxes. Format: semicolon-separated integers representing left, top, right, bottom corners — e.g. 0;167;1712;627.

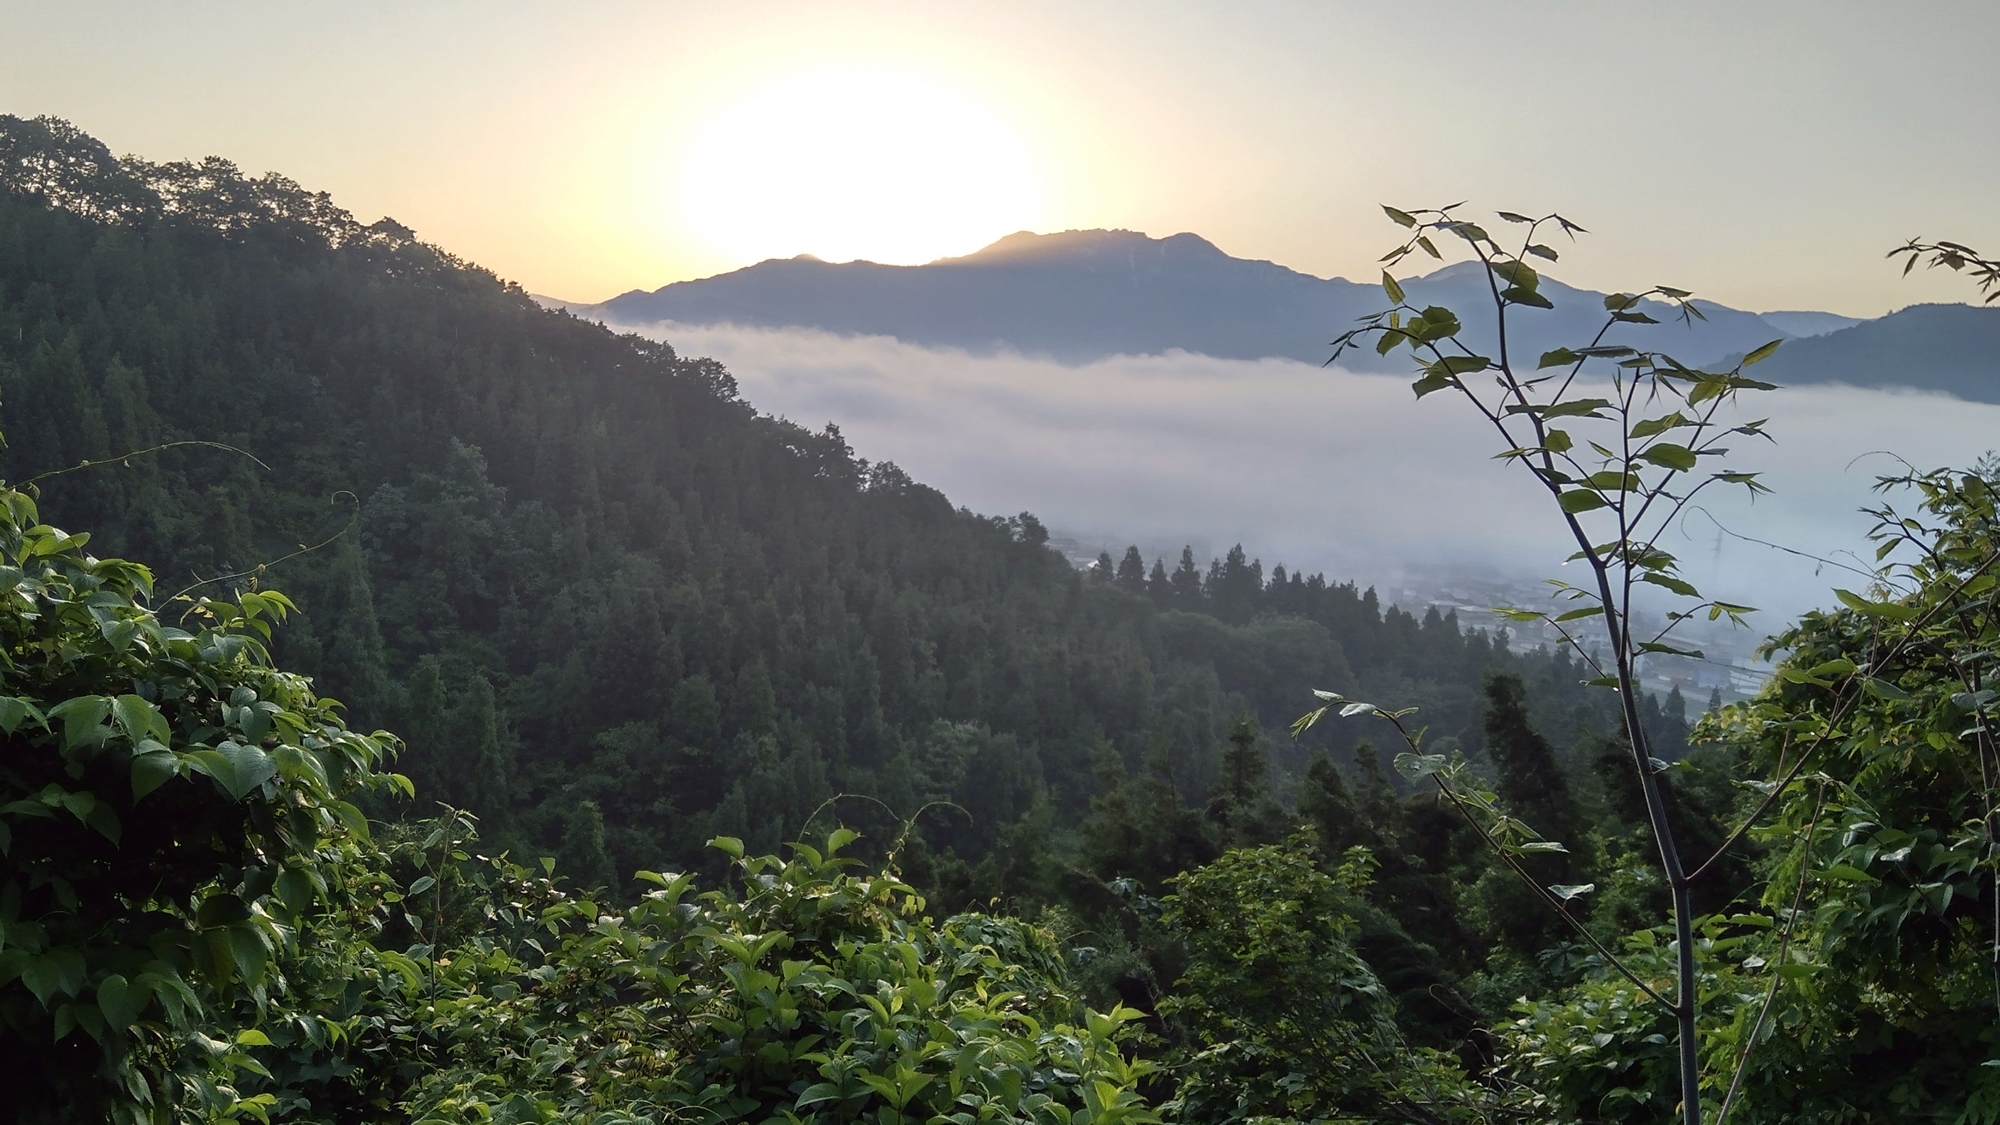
1115;545;1147;592
1170;546;1203;606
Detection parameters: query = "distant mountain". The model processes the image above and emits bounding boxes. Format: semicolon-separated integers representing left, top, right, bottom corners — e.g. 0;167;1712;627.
1749;303;2000;400
1758;310;1866;338
576;230;1800;373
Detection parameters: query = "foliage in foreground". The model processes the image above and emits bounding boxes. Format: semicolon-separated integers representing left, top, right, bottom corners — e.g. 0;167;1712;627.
0;483;402;1122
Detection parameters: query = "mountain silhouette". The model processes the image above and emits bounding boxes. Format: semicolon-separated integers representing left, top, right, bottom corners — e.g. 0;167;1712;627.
572;229;1998;395
1748;303;2000;400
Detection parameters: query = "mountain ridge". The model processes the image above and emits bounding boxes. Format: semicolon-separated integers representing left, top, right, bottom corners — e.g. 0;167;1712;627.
571;228;1998;397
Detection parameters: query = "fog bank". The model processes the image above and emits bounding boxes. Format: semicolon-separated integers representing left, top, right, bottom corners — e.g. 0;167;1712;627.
626;320;1999;624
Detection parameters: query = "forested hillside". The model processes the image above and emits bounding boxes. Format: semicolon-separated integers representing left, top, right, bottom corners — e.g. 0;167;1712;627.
4;115;1997;1123
0;115;1667;885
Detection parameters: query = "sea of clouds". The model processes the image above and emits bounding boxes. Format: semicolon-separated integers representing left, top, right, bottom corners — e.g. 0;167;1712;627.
610;318;1999;625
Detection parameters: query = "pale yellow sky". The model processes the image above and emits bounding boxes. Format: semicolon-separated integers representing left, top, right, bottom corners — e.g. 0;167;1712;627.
4;1;1995;315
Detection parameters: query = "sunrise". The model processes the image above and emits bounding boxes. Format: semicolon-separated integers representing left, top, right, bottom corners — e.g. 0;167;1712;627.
3;4;1998;1122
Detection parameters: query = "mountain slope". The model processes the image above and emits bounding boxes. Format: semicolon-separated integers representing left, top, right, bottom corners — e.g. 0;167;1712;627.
1748;302;2000;400
0;115;1623;886
585;229;1800;372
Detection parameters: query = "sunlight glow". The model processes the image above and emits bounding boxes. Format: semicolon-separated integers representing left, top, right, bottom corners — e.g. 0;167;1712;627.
677;70;1044;267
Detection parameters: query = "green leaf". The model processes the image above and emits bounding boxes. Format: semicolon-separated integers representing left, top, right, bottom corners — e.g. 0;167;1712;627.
197;893;252;928
1542;428;1572;453
1558;490;1609;514
1833;588;1919;620
1823;865;1875;882
0;697;47;735
1554;605;1605;622
190;742;278;801
1640;443;1698;471
710;836;746;860
112;695;168;745
1502;287;1555;309
1743;338;1783;365
1629;412;1689;439
1525;243;1559;261
96;974;144;1031
1861;677;1911;702
46;696;110;752
1538;347;1580;369
1640;573;1700;597
1540;398;1615;419
1411;371;1454;398
1393;753;1447;780
1381;271;1405;304
1383;206;1417;228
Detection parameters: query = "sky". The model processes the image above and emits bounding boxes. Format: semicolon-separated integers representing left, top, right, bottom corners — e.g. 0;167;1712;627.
5;1;1998;315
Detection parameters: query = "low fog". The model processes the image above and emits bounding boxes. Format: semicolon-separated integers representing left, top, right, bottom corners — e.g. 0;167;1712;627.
624;319;1999;626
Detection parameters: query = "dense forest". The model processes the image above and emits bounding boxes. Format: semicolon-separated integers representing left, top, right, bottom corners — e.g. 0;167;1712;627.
1;116;1994;1123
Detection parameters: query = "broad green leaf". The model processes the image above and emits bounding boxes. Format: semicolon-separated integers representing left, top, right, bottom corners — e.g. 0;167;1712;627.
1538;347;1580;369
46;696;110;752
0;697;48;735
1640;443;1698;471
1629;412;1689;439
1833;588;1919;620
1393;752;1447;780
1383;206;1417;228
113;694;168;745
1412;371;1454;398
1558;490;1609;514
1381;271;1405;303
96;974;144;1030
1640;573;1700;597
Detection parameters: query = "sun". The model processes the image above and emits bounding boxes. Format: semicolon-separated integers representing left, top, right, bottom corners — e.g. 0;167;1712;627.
677;69;1045;267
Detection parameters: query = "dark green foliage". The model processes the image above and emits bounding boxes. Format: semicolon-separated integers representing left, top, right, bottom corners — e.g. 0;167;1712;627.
1159;834;1500;1123
0;484;401;1122
375;832;1158;1125
0;115;1635;897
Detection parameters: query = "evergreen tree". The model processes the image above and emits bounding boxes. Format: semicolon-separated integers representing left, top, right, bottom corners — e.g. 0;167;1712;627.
559;798;617;890
1170;546;1203;606
1115;545;1147;592
1205;715;1283;848
453;674;514;834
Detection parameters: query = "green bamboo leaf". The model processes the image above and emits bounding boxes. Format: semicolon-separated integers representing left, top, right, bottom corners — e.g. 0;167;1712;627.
1743;338;1783;365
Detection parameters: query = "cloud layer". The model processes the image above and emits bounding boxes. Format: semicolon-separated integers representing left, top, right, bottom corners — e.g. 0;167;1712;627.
626;320;2000;622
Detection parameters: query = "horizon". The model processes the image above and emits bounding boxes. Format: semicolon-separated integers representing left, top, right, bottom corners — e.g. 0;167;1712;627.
7;2;1997;317
567;226;1981;319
